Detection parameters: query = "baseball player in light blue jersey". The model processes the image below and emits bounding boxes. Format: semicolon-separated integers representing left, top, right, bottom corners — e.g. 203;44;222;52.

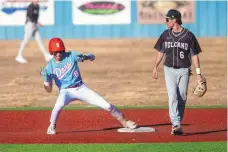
40;38;137;134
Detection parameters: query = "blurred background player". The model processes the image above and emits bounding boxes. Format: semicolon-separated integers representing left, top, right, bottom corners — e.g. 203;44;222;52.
40;37;137;134
15;0;52;64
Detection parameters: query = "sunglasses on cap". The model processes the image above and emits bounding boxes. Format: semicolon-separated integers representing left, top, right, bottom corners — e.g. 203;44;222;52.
166;18;173;22
53;51;64;56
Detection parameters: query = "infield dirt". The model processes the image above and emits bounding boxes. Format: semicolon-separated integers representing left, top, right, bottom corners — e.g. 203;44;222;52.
0;38;226;108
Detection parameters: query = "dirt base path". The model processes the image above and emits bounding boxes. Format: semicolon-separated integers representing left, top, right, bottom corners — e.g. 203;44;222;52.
0;108;226;143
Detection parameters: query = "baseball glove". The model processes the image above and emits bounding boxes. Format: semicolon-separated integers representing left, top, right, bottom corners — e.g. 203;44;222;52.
193;77;207;97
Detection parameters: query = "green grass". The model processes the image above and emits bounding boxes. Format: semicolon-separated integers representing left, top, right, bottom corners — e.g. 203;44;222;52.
0;105;226;111
0;142;226;152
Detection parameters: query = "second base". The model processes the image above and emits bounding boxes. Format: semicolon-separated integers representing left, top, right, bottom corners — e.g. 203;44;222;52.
117;127;155;133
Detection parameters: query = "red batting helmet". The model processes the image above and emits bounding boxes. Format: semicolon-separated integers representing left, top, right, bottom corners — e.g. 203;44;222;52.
48;37;65;55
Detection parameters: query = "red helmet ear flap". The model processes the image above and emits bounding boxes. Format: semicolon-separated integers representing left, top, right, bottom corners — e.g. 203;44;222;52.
48;38;65;55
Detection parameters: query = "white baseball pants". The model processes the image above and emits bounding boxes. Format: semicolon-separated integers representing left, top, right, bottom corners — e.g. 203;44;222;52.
164;66;190;127
50;84;123;125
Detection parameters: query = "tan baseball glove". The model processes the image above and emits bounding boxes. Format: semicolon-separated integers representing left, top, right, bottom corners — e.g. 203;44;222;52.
193;77;207;97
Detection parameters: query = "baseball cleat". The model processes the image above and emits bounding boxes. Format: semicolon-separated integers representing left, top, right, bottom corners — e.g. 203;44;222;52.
171;125;183;135
121;120;137;129
15;56;27;63
47;124;56;135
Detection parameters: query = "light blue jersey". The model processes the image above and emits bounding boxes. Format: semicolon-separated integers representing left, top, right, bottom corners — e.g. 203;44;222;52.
45;51;83;89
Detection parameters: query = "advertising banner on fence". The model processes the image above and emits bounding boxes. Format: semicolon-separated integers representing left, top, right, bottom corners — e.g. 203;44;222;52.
137;1;195;24
0;0;54;26
72;0;131;25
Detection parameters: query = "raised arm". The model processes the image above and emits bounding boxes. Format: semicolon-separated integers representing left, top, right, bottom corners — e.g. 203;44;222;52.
77;53;95;62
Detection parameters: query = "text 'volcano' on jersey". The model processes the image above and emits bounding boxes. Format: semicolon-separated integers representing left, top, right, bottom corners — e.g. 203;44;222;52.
165;42;188;50
53;62;73;80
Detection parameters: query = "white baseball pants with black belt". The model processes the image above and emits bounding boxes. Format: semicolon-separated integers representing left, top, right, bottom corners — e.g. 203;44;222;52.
164;66;190;127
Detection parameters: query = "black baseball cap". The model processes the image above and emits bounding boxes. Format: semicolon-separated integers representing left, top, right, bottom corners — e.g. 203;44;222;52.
166;9;182;25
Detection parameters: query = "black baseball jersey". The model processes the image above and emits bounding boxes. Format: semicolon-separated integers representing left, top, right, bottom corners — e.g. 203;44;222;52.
154;28;202;68
26;3;39;23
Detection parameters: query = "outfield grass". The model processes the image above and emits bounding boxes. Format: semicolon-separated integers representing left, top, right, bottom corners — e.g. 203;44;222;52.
0;105;226;111
0;142;226;152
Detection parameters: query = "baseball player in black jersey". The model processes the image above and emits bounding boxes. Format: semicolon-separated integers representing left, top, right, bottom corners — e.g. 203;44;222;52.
152;9;205;135
15;0;52;64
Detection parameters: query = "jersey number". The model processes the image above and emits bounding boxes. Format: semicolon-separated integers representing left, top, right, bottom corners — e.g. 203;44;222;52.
180;51;184;59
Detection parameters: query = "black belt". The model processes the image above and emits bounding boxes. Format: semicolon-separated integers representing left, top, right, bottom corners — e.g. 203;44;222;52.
68;81;83;88
166;65;181;69
165;65;188;69
173;66;181;69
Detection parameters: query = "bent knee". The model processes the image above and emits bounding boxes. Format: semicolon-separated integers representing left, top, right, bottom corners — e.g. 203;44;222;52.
107;104;118;113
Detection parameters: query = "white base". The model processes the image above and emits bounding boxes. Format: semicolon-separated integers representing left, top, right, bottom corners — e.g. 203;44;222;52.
117;127;155;133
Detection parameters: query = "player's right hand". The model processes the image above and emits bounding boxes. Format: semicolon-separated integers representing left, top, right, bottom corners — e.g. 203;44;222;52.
152;67;158;79
40;67;46;75
40;67;48;81
78;53;95;62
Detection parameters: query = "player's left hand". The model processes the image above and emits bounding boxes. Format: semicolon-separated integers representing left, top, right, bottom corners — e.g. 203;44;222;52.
193;76;207;97
78;54;87;62
78;53;95;62
87;53;95;61
196;74;203;81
